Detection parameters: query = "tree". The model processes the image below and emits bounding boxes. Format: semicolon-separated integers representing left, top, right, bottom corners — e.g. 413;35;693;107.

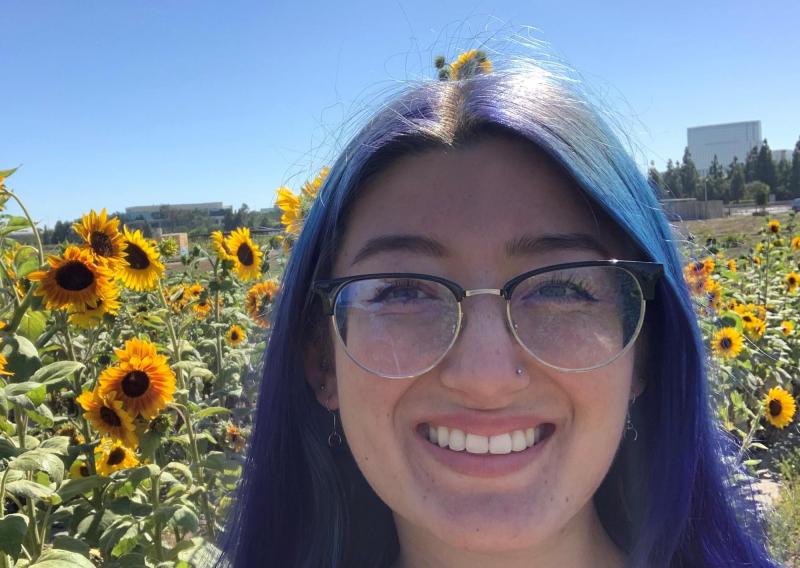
755;139;777;191
776;158;792;200
680;147;699;198
790;137;800;198
729;168;745;203
663;159;683;197
647;162;663;193
707;154;726;200
744;145;760;182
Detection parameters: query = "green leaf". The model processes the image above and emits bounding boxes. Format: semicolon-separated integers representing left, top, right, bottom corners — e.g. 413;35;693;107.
24;402;54;428
9;447;65;484
163;461;193;485
124;464;160;488
110;522;141;558
2;335;42;381
39;436;70;455
0;167;19;178
17;311;48;343
0;216;32;237
5;381;47;406
5;479;61;504
57;475;110;502
31;360;84;387
51;534;91;557
0;513;28;559
0;436;21;460
168;505;199;534
28;549;95;567
193;406;230;420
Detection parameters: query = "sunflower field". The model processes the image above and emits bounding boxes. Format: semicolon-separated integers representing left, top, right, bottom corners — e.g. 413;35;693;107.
0;159;798;566
0;165;325;567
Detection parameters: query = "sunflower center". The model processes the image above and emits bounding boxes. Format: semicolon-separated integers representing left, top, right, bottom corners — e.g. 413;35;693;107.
90;231;114;257
720;338;732;350
55;261;95;291
79;465;90;477
231;331;239;341
769;399;783;417
100;406;122;427
107;447;126;466
237;243;254;266
121;370;150;398
125;243;150;270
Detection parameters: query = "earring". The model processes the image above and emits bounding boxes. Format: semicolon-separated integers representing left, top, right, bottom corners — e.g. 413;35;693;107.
515;368;524;375
324;396;343;448
625;393;639;442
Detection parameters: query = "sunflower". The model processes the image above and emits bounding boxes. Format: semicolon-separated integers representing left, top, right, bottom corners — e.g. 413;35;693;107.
275;186;302;235
226;228;262;281
192;297;212;319
781;320;795;336
225;324;246;347
711;327;743;359
791;236;800;251
69;459;91;480
98;338;176;419
746;318;766;339
726;259;737;272
118;227;164;291
73;209;125;269
0;353;12;376
210;230;234;261
165;284;188;312
752;255;762;266
29;246;115;311
300;166;330;200
764;387;796;429
785;272;799;293
767;220;781;234
68;284;121;328
686;274;709;297
76;388;138;448
94;438;140;476
245;279;279;327
224;422;246;453
447;49;493;80
684;260;707;279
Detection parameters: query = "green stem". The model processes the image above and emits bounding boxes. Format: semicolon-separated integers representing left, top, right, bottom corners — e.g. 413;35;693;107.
37;503;53;557
151;474;164;562
213;265;223;377
5;191;44;266
735;412;761;466
169;403;216;540
157;283;186;392
15;404;28;450
6;289;35;334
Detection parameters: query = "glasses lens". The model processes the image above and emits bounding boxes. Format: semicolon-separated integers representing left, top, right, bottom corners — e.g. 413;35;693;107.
333;277;459;378
509;266;644;370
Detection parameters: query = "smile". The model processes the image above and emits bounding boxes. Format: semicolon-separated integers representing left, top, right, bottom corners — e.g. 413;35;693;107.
422;423;556;454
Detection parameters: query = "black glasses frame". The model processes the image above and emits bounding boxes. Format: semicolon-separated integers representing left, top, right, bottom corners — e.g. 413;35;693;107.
313;260;663;315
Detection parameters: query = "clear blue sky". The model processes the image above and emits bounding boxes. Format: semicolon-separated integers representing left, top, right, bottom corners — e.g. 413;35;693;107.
2;0;798;227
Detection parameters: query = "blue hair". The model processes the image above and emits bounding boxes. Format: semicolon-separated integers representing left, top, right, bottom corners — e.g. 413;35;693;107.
215;60;779;567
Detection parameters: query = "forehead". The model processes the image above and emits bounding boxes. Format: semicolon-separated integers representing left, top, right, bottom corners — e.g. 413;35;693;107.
334;137;633;274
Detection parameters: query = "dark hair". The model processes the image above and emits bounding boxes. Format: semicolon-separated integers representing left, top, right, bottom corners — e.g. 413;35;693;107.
215;60;778;568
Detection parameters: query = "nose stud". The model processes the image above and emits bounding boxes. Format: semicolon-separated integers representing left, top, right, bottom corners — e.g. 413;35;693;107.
516;368;524;375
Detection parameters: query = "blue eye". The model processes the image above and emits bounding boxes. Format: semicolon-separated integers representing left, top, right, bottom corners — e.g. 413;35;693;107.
522;276;598;304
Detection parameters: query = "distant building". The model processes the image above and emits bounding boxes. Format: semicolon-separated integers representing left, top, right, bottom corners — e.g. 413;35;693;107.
687;121;762;176
773;149;792;163
122;202;231;229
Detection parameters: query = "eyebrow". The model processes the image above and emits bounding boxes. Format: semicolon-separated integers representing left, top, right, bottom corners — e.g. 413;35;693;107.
350;232;611;266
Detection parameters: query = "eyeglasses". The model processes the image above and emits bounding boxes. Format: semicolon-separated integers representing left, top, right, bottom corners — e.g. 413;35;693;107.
313;260;663;379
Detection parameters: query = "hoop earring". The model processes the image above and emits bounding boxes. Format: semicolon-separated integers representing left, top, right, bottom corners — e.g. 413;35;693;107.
325;396;343;448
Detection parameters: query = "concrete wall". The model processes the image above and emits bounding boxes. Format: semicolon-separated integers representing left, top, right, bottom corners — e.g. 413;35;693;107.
660;198;725;221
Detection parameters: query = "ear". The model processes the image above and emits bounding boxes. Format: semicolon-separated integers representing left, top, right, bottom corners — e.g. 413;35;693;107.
304;339;339;410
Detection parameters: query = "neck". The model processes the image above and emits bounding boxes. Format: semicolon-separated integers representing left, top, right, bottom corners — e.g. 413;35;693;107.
391;503;625;568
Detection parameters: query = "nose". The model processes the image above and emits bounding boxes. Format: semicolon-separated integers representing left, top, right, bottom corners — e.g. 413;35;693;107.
437;295;531;405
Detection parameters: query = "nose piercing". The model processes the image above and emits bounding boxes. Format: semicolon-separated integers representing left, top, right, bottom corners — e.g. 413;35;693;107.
516;368;524;375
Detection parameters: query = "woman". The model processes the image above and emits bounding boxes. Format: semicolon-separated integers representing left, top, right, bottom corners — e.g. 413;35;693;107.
216;56;779;567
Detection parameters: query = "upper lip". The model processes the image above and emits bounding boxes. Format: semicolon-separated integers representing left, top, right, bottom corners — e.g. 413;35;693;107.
418;413;555;437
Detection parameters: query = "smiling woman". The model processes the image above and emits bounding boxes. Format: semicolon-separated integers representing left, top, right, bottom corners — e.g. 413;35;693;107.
215;56;780;568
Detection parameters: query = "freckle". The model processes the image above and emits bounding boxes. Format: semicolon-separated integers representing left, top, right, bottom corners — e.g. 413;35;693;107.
549;495;554;502
565;497;569;503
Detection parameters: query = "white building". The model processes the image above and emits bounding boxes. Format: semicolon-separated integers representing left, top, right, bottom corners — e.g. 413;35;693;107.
773;149;792;163
687;121;762;176
123;202;231;228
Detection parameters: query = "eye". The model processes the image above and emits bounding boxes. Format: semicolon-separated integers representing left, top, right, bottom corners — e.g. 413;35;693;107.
370;279;437;304
520;276;598;304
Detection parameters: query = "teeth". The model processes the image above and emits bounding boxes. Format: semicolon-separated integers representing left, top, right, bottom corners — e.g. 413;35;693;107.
489;433;512;454
427;424;549;454
465;433;489;454
511;430;527;452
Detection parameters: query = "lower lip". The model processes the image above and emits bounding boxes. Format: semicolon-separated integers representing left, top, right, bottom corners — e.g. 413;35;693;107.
416;427;554;479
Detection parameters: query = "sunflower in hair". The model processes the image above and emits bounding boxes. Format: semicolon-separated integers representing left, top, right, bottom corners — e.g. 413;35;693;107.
29;246;115;311
438;49;493;80
118;227;164;291
94;438;139;476
764;387;796;429
73;209;125;269
99;338;176;419
226;227;262;281
76;388;138;448
245;279;279;327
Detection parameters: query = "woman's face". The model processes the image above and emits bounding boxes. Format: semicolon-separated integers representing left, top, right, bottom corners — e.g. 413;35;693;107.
320;137;643;558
